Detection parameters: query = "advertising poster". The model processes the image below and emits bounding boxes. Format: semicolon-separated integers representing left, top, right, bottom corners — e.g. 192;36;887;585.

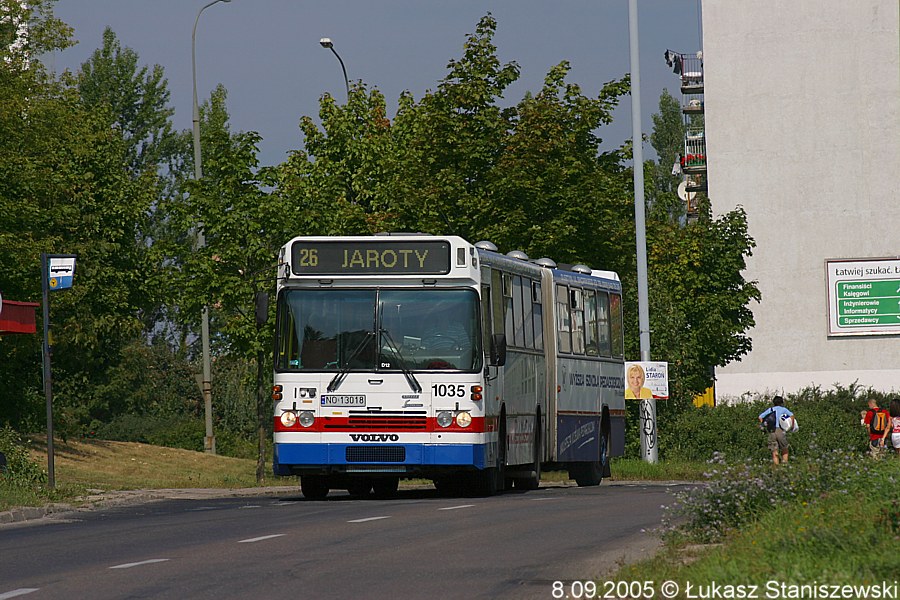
625;361;669;400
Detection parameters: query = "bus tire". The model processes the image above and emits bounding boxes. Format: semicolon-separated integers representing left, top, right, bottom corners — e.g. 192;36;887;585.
468;414;506;497
569;426;608;487
434;475;465;497
347;478;373;498
372;477;399;499
514;410;541;491
301;475;330;500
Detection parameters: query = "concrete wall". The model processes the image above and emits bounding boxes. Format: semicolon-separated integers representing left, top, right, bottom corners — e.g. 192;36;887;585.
702;0;900;399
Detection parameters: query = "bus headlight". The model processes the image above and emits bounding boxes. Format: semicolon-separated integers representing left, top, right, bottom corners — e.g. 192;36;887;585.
437;411;453;428
280;411;297;427
455;411;472;428
298;411;315;428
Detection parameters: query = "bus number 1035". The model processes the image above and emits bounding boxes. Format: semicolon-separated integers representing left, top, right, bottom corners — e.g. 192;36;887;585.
432;384;466;398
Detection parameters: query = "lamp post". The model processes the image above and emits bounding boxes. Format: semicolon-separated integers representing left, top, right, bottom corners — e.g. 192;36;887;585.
319;37;350;100
192;0;231;454
628;0;656;463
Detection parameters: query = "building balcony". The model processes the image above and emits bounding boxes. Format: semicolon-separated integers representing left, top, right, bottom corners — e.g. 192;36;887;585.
685;175;707;193
682;128;706;174
682;93;704;115
679;53;704;94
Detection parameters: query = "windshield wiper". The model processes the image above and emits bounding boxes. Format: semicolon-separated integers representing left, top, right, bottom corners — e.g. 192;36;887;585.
327;332;374;393
379;328;422;394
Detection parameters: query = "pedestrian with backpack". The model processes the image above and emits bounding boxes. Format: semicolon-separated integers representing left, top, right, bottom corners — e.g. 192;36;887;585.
758;395;794;465
862;398;891;459
888;398;900;456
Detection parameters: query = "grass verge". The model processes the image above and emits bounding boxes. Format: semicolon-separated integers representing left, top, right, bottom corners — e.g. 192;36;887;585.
2;437;706;512
613;454;900;591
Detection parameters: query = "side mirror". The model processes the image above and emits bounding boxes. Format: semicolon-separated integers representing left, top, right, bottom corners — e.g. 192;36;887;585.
490;333;507;367
255;292;269;328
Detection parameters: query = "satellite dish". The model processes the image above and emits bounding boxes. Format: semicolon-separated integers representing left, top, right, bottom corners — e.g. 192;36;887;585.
677;180;696;202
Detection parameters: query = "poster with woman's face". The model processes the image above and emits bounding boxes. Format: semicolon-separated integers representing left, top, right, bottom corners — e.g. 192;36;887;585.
624;362;669;400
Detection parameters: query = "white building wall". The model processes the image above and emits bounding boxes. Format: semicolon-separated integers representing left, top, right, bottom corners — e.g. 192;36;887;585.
702;0;900;399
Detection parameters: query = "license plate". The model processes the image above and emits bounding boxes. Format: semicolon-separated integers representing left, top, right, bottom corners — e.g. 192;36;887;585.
321;395;366;407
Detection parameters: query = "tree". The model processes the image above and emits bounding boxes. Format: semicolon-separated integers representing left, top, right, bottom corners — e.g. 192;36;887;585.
76;27;177;176
633;89;761;407
647;88;686;221
0;2;161;430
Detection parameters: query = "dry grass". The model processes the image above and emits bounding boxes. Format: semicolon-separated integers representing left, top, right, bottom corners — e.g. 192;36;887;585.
27;437;274;491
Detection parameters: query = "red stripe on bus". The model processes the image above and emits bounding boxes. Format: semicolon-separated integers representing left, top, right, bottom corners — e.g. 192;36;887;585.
274;416;485;433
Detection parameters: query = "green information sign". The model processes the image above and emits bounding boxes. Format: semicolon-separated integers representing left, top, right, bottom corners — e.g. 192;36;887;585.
832;276;900;331
837;280;900;299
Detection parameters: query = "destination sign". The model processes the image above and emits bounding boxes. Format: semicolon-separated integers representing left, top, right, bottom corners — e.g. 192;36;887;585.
291;240;451;275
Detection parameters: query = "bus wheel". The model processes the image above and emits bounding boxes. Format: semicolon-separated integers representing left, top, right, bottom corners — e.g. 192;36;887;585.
347;478;373;498
514;412;541;491
372;477;399;499
469;420;506;496
569;428;608;487
570;461;603;486
301;475;330;500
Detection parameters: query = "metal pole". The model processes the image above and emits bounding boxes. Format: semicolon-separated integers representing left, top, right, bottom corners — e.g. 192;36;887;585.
628;0;657;463
192;0;230;454
40;254;55;488
331;47;350;100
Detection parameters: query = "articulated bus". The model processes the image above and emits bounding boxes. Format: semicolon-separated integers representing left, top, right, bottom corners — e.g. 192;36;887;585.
271;234;626;499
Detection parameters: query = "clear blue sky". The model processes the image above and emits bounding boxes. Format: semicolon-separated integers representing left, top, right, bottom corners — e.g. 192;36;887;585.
50;0;703;168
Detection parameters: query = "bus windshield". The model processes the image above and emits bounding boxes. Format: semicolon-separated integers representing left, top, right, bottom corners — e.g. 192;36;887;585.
276;288;482;372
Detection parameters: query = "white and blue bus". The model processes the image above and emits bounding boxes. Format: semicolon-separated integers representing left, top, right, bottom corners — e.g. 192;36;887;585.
270;234;625;498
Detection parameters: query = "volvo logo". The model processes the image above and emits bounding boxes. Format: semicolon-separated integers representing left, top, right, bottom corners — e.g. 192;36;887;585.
350;434;400;442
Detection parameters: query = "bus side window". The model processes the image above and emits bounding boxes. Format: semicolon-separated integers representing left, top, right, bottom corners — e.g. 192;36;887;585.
503;273;515;345
492;269;504;336
556;284;572;353
512;275;525;347
584;290;599;356
532;281;544;350
276;298;300;369
571;288;586;355
596;291;611;357
609;293;624;358
481;283;492;361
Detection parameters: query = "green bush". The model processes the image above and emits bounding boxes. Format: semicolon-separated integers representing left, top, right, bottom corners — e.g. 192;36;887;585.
664;444;899;544
96;414;204;451
648;384;890;462
0;426;47;487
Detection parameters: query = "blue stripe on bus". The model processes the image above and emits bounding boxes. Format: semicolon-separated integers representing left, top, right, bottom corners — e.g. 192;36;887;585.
273;443;486;473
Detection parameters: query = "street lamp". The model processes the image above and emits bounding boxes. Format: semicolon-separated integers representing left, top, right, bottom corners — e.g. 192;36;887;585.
319;37;350;100
192;0;231;454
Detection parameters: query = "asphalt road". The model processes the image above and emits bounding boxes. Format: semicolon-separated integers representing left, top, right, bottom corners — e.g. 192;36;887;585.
0;482;688;600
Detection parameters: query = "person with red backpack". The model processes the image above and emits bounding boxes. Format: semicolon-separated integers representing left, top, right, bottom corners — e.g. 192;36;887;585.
889;399;900;456
862;398;891;458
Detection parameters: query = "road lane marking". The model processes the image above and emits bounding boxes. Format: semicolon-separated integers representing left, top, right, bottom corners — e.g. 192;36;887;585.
438;504;475;511
0;590;39;599
238;534;286;543
110;559;170;569
348;516;391;523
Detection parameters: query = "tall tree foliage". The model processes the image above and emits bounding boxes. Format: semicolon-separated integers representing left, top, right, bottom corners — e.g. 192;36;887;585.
0;1;159;428
162;86;280;360
76;27;177;176
635;90;760;407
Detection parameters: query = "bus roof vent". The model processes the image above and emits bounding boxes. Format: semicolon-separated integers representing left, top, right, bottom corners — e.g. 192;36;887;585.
506;250;529;261
534;257;557;268
571;264;592;274
475;240;498;252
